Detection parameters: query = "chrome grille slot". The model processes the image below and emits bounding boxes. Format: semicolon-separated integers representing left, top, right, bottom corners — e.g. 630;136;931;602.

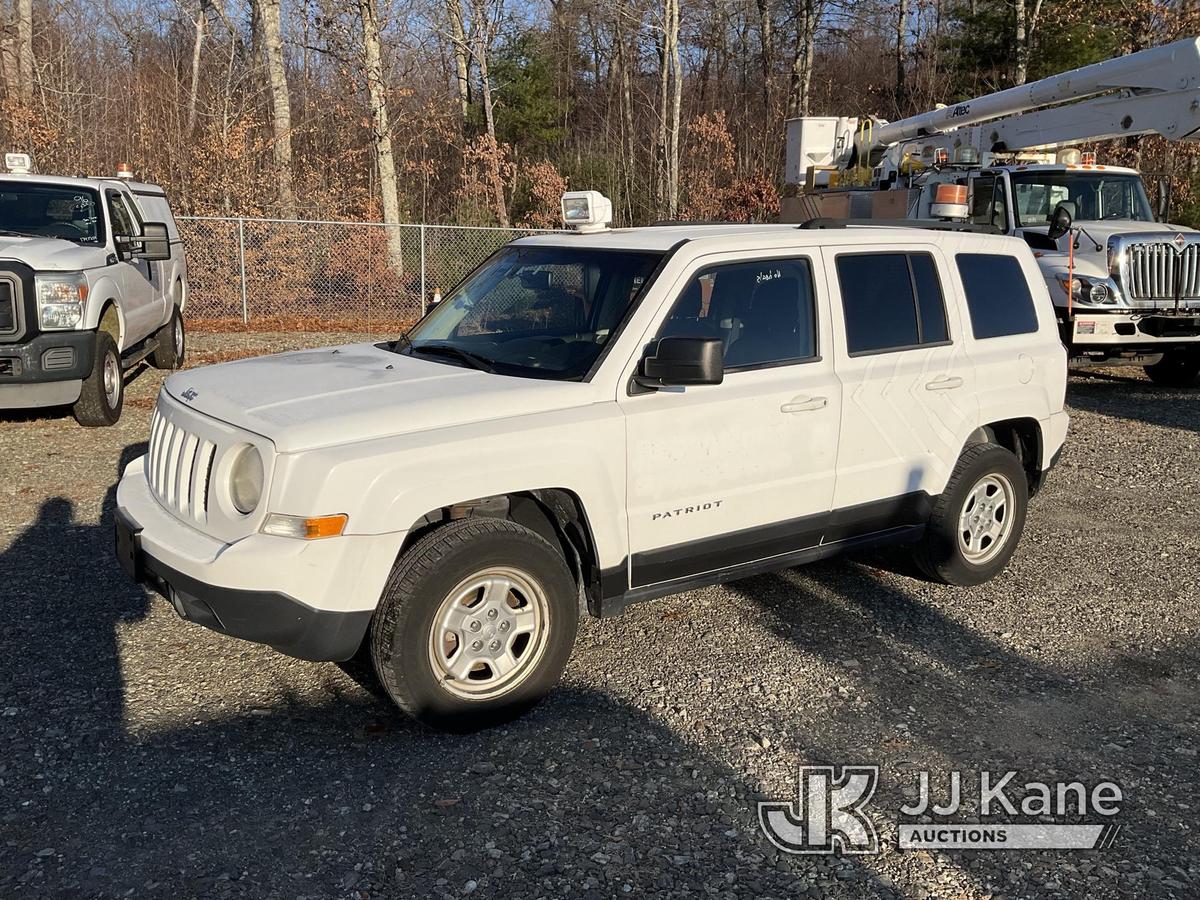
146;406;214;524
1124;241;1200;301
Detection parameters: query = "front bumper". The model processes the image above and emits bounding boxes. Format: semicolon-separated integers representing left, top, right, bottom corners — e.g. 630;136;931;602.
0;331;94;408
114;455;404;662
1063;311;1200;348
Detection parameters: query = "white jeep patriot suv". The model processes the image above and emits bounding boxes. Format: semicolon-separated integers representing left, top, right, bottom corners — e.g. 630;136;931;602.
0;156;188;426
115;193;1068;731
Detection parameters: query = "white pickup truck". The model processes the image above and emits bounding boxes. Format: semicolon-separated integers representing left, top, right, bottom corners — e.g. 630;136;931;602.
0;156;188;425
115;192;1068;731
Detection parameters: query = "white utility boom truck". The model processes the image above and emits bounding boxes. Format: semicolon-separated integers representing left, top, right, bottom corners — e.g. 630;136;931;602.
783;37;1200;386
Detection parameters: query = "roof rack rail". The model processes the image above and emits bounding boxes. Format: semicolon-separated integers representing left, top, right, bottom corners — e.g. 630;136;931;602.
798;218;1001;234
648;219;758;226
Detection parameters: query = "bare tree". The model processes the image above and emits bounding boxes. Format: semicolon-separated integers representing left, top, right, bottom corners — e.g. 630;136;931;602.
252;0;296;216
186;0;209;135
785;0;820;118
1014;0;1044;86
469;0;509;226
2;0;34;104
654;0;681;218
445;0;471;123
356;0;405;268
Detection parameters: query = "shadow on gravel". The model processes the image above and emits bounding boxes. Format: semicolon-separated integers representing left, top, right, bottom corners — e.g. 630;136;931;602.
0;451;896;899
729;559;1199;899
1068;372;1199;433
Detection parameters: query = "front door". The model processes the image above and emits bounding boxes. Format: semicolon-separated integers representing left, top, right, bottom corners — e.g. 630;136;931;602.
106;189;158;345
620;253;842;591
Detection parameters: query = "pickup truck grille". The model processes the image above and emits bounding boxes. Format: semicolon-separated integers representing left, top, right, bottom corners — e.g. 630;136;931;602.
148;407;216;524
0;279;17;338
1124;242;1200;301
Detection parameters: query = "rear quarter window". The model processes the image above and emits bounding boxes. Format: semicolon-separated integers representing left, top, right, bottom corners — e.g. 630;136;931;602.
956;253;1039;339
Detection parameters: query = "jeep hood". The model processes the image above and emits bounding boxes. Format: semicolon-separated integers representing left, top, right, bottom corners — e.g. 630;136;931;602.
0;236;109;270
163;343;595;452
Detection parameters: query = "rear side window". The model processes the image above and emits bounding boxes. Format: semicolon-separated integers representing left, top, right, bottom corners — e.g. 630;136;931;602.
956;254;1039;339
836;252;949;354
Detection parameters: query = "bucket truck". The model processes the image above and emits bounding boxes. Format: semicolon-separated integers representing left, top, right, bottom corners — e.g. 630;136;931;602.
783;37;1200;386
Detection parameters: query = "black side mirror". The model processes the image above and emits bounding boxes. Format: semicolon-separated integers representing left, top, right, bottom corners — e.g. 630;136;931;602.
1156;176;1171;222
635;336;724;389
133;222;171;261
1047;203;1074;241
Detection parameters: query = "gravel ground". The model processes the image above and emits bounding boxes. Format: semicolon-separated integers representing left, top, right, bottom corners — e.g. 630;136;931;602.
1;330;1198;899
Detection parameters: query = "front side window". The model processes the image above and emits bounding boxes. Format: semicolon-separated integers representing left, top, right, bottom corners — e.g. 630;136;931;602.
0;183;103;244
956;253;1039;339
656;257;817;370
107;192;137;238
402;245;662;380
1010;172;1153;226
970;176;1009;231
836;252;950;354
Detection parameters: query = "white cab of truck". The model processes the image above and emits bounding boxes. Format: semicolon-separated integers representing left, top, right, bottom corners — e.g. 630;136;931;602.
115;191;1068;731
0;155;188;425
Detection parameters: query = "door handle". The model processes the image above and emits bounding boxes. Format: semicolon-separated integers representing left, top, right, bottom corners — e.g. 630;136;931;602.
780;396;828;413
925;376;964;391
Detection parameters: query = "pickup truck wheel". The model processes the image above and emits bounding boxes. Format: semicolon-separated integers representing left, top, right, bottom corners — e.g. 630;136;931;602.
914;442;1028;586
150;306;186;369
1144;348;1200;388
369;517;578;732
72;332;124;426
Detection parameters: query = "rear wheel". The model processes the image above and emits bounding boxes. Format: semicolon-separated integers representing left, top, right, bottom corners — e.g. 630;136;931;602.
914;442;1028;586
369;517;578;732
151;306;186;370
1144;348;1200;388
72;331;124;427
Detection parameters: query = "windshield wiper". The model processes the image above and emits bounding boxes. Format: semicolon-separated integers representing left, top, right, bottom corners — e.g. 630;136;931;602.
411;343;496;373
381;332;412;353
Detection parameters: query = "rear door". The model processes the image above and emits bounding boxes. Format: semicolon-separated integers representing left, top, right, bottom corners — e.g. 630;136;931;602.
823;245;979;529
620;251;842;591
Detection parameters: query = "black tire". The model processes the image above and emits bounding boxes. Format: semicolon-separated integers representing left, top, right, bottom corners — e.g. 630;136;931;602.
914;442;1029;586
150;306;186;370
369;517;579;732
72;331;124;427
1143;348;1200;388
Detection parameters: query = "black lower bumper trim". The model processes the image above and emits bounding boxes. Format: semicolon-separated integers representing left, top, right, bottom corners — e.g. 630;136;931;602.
114;507;372;662
0;330;95;384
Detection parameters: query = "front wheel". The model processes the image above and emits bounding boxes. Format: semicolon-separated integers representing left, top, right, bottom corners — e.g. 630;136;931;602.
369;517;579;732
72;331;124;426
1144;348;1200;388
914;442;1029;586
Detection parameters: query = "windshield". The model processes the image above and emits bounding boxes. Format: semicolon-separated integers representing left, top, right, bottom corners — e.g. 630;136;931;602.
401;245;663;380
1010;172;1154;227
0;183;103;243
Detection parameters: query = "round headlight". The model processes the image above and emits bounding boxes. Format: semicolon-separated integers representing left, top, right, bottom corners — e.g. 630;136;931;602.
229;444;264;515
1088;281;1111;304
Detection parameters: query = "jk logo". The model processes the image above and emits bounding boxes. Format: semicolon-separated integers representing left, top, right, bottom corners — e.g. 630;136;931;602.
758;765;879;855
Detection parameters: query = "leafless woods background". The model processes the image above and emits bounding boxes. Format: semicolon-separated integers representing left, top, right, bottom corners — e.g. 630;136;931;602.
2;0;1200;230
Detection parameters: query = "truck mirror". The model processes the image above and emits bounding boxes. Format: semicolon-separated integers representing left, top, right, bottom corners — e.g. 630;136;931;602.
133;222;171;261
1156;177;1170;222
635;336;724;389
1047;203;1074;241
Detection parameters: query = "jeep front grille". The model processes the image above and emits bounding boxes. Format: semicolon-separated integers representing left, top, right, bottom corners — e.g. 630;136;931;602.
1124;242;1200;301
147;407;216;523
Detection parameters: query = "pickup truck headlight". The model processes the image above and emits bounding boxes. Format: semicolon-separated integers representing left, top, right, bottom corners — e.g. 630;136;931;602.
35;272;88;330
228;444;264;515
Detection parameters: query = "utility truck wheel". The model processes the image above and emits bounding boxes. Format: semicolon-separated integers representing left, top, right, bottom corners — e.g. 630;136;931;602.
73;332;124;427
1144;348;1200;388
151;306;186;370
369;517;578;732
914;442;1028;586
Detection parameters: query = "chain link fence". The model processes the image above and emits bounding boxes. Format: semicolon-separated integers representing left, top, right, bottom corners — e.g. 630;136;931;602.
176;216;555;332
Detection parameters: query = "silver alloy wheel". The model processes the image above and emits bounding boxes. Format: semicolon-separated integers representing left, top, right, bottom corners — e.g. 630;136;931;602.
174;315;184;357
428;566;550;701
102;350;121;408
957;472;1015;564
